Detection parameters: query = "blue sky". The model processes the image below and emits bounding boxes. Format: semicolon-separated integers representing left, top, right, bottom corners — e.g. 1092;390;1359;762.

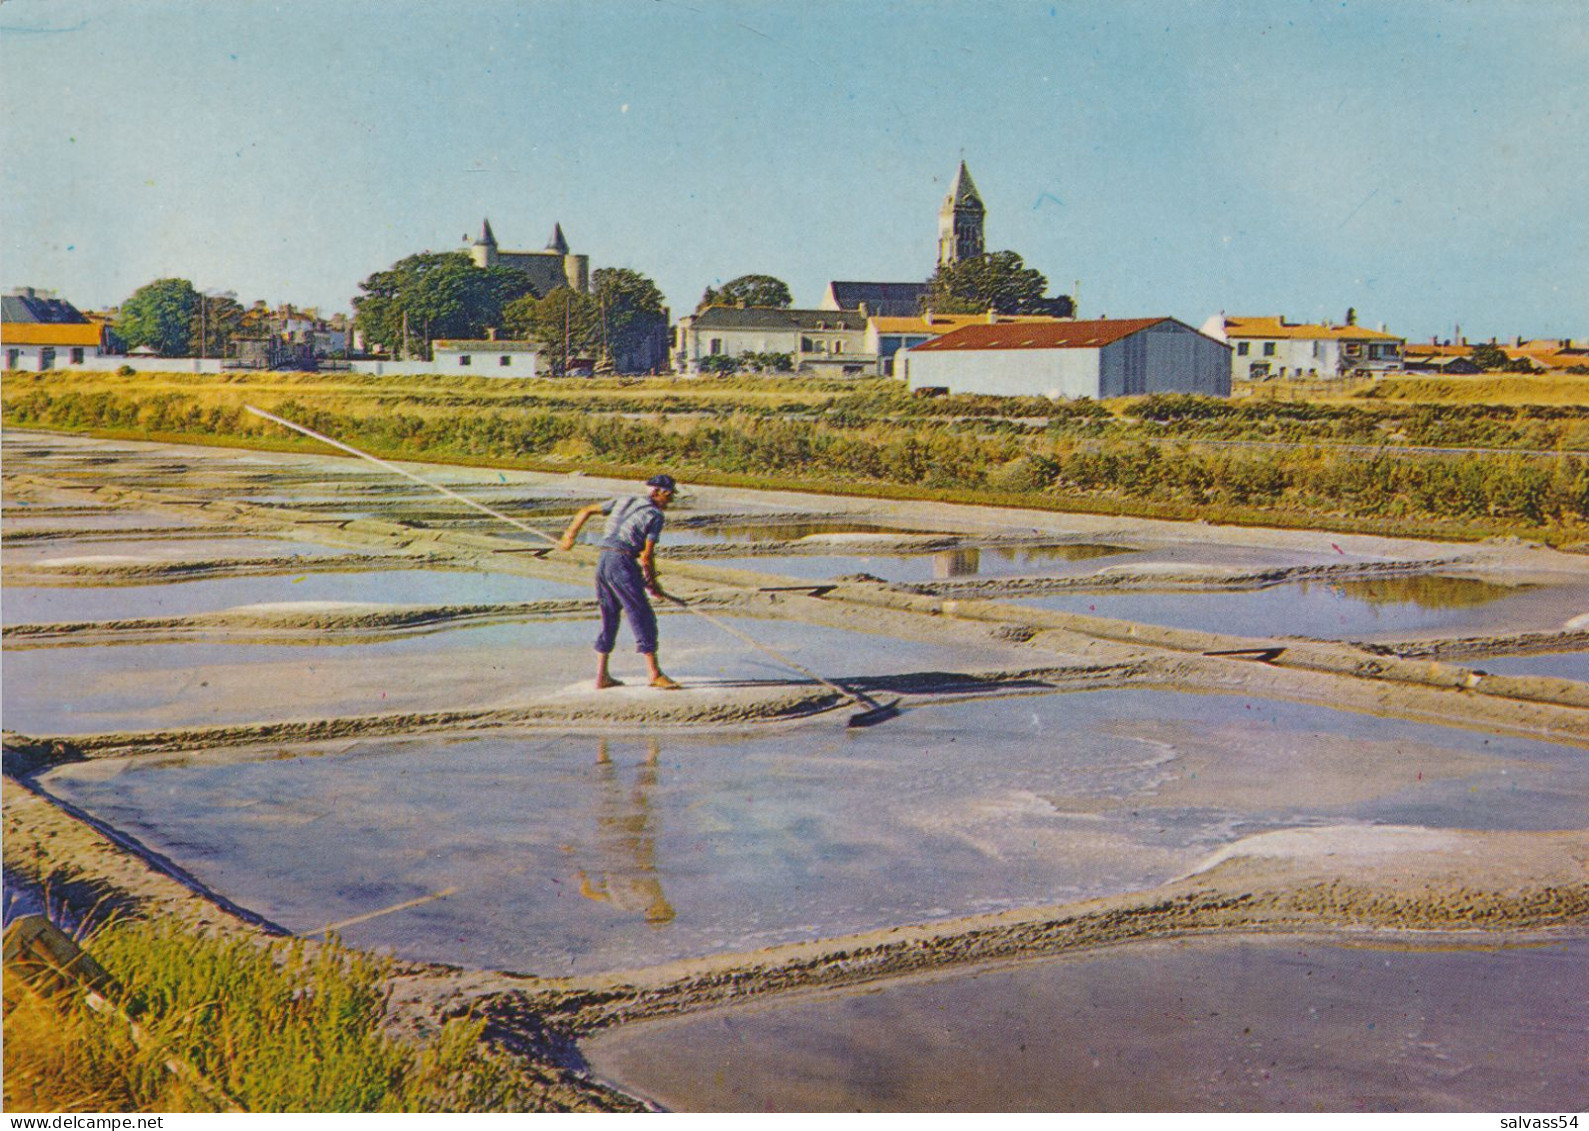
3;0;1584;341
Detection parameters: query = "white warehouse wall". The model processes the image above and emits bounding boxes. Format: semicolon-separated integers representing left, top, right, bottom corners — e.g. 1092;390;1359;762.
903;346;1103;398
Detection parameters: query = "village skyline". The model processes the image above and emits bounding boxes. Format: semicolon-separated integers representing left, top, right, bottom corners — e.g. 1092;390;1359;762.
3;0;1586;342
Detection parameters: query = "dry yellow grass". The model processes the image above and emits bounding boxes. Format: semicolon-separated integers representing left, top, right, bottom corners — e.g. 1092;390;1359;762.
1358;374;1589;405
1234;373;1589;406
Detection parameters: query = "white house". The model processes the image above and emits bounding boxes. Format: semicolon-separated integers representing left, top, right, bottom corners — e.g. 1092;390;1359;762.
2;288;107;370
901;317;1230;399
1203;315;1405;381
430;339;541;377
674;307;872;375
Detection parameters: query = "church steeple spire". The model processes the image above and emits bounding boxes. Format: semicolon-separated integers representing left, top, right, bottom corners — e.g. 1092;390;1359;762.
938;161;986;267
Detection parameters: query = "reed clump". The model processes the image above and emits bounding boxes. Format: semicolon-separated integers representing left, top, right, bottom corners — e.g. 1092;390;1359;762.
3;918;539;1113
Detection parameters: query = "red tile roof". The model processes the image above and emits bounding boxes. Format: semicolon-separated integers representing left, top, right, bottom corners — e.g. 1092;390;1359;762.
908;317;1172;352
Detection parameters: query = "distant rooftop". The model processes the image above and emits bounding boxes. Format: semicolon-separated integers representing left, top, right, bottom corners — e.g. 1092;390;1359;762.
871;312;1059;334
690;306;868;331
3;288;88;325
825;281;930;318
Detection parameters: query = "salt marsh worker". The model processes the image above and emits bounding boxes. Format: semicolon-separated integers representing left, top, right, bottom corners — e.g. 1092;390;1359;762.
558;474;681;691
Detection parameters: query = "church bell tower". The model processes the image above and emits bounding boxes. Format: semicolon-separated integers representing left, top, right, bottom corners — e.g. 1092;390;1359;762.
937;161;985;267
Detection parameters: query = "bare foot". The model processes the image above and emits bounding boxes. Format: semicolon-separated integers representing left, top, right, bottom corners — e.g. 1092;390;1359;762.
649;674;682;690
595;676;625;689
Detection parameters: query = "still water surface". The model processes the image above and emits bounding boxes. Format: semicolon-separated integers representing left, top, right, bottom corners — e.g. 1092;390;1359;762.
585;935;1589;1112
38;690;1587;975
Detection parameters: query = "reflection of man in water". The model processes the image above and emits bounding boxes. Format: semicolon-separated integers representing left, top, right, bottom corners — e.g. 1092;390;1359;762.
558;474;680;691
575;738;676;926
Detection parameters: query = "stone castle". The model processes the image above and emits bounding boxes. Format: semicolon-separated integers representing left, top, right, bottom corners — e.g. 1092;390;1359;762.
469;219;589;294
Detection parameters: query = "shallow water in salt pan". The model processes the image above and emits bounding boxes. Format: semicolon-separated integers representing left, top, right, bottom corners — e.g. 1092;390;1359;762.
0;568;586;625
37;691;1587;975
3;536;361;566
1471;651;1589;683
1016;576;1586;641
584;935;1589;1112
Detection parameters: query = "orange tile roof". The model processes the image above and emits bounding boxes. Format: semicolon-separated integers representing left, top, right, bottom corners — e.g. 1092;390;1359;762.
1;322;103;347
1224;316;1401;342
908;317;1173;352
871;313;1057;334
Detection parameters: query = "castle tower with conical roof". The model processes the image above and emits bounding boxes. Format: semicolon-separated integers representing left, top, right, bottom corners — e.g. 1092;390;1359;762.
464;219;588;293
937;161;985;267
470;219;499;269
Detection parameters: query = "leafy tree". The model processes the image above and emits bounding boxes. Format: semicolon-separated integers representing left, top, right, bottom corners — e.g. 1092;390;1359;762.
191;294;245;359
699;274;792;310
1468;343;1509;371
503;287;602;375
591;267;669;373
926;251;1071;316
353;251;534;357
116;278;199;356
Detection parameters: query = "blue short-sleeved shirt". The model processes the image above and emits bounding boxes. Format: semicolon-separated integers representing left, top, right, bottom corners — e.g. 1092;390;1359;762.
598;495;665;556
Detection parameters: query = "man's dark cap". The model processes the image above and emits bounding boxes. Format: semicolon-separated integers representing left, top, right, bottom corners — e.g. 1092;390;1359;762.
646;474;677;492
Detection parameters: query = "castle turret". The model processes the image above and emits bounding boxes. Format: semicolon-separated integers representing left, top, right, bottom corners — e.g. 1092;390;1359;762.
470;219;498;269
937;161;985;267
546;222;570;255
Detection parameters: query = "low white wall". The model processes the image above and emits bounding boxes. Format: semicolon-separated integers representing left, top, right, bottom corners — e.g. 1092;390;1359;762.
33;356;229;374
345;359;450;377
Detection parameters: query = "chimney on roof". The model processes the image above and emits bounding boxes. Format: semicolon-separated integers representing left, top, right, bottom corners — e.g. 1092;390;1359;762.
487;327;498;341
1515;335;1523;347
858;301;869;318
987;308;997;323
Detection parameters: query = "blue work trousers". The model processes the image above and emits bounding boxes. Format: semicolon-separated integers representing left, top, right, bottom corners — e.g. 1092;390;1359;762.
594;550;658;654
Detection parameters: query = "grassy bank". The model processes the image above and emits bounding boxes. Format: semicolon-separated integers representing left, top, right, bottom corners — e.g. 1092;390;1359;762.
4;370;1587;543
2;918;587;1113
